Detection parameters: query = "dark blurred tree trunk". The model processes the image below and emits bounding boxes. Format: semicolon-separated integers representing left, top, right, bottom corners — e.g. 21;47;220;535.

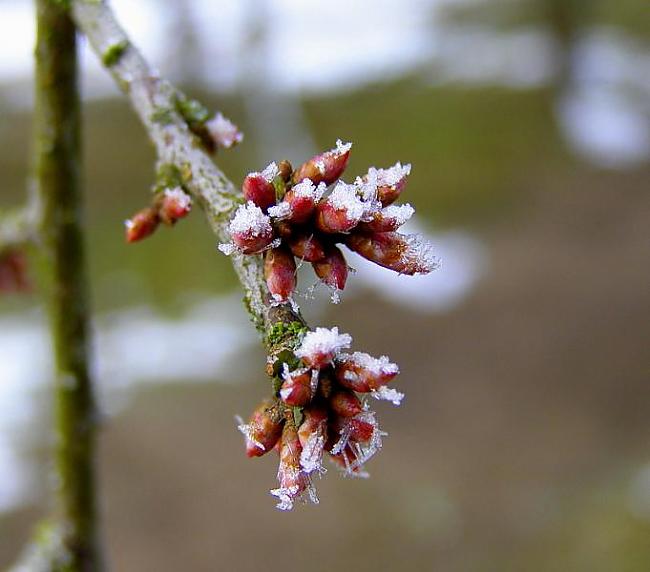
34;0;103;569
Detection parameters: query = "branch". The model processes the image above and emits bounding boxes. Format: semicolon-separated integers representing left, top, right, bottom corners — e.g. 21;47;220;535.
71;0;304;341
34;0;104;568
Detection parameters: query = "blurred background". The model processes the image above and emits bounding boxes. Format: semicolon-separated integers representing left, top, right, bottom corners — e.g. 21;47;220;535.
1;0;649;570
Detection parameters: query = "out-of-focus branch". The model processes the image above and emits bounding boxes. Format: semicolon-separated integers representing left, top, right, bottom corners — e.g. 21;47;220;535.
71;0;305;341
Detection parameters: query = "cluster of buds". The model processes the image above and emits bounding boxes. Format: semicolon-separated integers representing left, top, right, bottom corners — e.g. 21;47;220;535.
124;187;192;243
238;326;403;510
219;140;438;303
0;248;30;293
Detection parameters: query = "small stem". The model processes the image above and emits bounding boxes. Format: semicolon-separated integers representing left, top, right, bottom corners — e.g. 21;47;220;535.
35;0;103;569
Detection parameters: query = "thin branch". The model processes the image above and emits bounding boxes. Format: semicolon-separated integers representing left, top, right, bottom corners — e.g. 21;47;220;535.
34;0;104;568
72;0;305;342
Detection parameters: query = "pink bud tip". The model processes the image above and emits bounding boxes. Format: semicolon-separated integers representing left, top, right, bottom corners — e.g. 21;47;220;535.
288;233;326;262
125;207;159;243
228;202;275;254
365;162;411;206
279;366;314;407
158;187;192;225
206;112;244;149
282;179;326;224
293;139;352;186
329;390;363;418
264;246;297;303
335;352;399;392
295;327;352;370
316;181;368;234
312;246;348;292
242;162;278;211
346;231;439;275
237;401;283;458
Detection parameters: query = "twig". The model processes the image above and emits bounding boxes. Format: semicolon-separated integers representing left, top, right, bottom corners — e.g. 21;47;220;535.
72;0;305;341
34;0;104;568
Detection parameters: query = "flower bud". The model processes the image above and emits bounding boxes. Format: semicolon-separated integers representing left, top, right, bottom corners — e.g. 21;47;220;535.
158;187;192;225
125;207;159;243
292;140;351;186
331;415;375;444
224;201;275;254
277;160;293;182
237;400;283;458
298;406;328;474
357;203;414;233
264;246;296;303
0;249;30;293
365;162;411;206
312;246;348;291
295;327;352;370
346;231;439;275
315;181;368;234
271;416;311;510
205;112;244;149
242;162;278;211
279;366;315;407
329;390;363;418
280;179;326;224
334;352;399;392
288;232;326;263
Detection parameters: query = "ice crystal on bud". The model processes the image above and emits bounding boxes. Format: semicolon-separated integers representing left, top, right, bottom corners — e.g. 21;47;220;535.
328;181;367;221
206;112;243;148
267;202;291;219
371;385;405;406
349;352;399;377
295;327;352;368
334;139;352;156
259;161;279;182
217;242;237;255
235;416;265;452
371;162;411;187
382;203;414;225
399;233;440;275
163;187;191;210
229;202;272;236
293;178;326;201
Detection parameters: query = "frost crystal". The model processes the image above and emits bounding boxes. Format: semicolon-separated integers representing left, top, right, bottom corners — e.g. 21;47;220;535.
382;203;414;225
164;187;192;208
346;352;400;377
334;139;352;156
206;112;243;148
292;178;327;201
267;201;291;219
295;327;352;362
260;161;279;182
371;385;405;406
217;242;237;255
328;181;367;220
229;201;272;236
370;162;411;187
400;233;441;274
300;431;326;475
235;415;265;451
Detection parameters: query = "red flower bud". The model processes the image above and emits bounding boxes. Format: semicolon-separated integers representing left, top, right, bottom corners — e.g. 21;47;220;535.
0;249;30;293
357;203;414;233
288;233;326;262
274;179;325;224
295;327;352;370
312;246;348;291
293;140;351;186
222;202;275;255
329;390;363;418
242;162;278;211
271;416;312;510
158;188;192;225
205;112;244;149
125;207;159;243
365;162;411;206
237;401;283;458
264;246;297;303
334;352;399;392
279;366;315;407
346;231;438;275
332;415;375;443
315;181;368;234
298;406;328;474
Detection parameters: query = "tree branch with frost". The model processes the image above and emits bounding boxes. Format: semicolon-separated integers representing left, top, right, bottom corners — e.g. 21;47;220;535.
71;0;439;512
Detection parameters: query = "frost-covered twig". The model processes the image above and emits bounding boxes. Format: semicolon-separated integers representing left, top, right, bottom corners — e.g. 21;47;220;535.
72;0;301;337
